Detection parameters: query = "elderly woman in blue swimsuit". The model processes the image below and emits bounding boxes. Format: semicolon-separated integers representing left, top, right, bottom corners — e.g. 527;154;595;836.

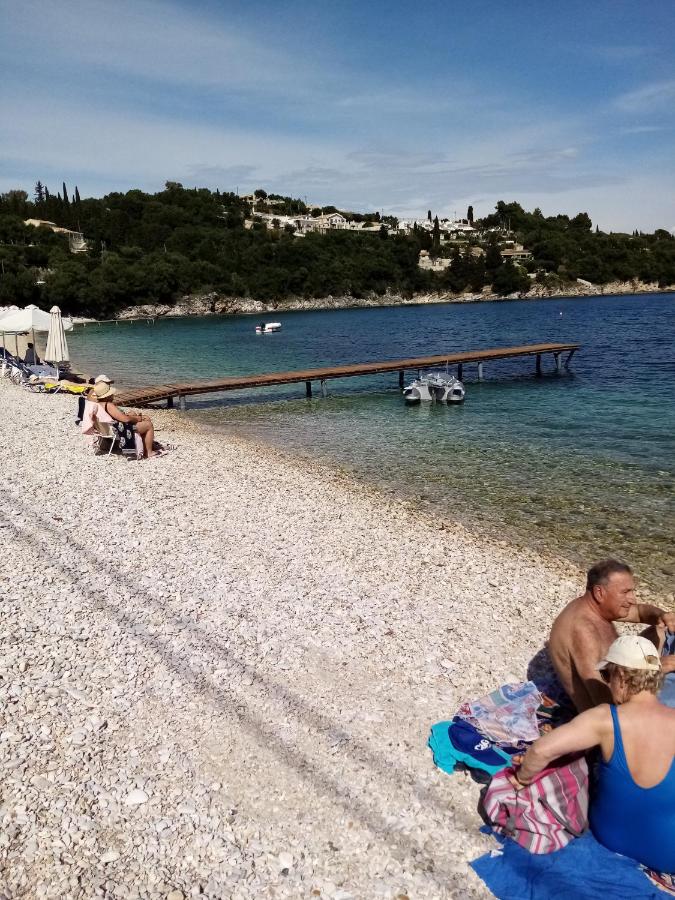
514;634;675;875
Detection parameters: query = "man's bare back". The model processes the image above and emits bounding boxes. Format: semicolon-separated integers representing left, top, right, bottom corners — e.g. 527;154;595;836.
549;595;617;711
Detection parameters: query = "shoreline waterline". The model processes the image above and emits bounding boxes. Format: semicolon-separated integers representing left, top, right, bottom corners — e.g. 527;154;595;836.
67;292;675;597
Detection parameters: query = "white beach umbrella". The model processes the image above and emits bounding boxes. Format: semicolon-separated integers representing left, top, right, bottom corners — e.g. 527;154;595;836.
0;304;52;359
45;306;70;376
0;304;53;332
0;304;72;362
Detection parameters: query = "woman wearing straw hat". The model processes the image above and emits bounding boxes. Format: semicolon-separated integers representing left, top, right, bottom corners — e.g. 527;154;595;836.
92;380;161;459
512;635;675;874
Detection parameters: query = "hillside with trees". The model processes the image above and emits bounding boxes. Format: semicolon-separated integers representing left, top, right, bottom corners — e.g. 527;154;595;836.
0;184;673;318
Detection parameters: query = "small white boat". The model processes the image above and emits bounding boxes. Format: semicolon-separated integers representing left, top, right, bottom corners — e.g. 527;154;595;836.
403;372;465;405
255;321;282;334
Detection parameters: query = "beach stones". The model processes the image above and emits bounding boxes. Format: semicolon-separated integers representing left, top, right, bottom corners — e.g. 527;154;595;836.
2;374;660;900
124;790;149;806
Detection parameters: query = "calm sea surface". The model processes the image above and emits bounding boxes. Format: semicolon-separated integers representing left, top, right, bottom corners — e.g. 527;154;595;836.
69;294;675;593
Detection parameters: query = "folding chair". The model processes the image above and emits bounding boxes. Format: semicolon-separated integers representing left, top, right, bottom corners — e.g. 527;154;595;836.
93;420;120;456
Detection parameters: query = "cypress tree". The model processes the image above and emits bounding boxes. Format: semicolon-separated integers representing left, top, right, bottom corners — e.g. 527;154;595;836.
467;205;474;224
432;216;441;257
74;186;81;205
62;182;69;205
34;181;45;205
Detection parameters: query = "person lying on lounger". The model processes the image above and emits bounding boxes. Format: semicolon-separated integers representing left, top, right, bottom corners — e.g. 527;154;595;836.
512;635;675;875
92;381;161;459
548;559;675;711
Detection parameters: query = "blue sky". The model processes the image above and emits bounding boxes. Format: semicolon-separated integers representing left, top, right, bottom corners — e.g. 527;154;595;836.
2;0;675;231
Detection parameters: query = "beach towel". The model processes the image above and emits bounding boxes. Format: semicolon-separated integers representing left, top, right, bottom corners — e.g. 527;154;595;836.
428;719;512;779
471;830;672;899
456;681;543;747
80;399;99;436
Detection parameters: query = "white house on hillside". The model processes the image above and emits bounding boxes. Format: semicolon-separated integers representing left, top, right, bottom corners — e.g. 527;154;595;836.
24;219;88;253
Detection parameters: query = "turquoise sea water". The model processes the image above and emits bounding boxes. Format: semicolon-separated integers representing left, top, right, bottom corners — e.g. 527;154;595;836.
69;294;675;593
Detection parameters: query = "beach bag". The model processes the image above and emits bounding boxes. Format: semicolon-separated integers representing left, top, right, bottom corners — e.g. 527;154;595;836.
483;754;589;853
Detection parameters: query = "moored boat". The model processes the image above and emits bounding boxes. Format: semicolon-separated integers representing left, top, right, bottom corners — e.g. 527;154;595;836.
403;372;465;405
255;322;282;334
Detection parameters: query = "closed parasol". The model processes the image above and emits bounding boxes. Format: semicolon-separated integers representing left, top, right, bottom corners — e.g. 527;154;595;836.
45;306;70;377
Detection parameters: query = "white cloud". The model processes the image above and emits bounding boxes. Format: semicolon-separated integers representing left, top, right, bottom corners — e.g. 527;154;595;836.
617;124;665;135
1;91;645;228
614;80;675;112
2;0;316;95
588;44;651;62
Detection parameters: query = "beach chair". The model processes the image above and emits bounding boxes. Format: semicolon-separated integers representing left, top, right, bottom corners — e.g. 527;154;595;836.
1;352;17;379
92;420;121;456
8;364;50;392
29;363;61;379
6;357;59;383
92;420;143;459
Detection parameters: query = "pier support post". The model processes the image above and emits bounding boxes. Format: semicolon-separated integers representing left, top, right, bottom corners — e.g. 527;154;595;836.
554;352;562;373
320;379;327;398
399;370;404;389
179;394;186;410
536;354;542;377
305;381;312;398
457;363;463;381
477;363;484;381
167;396;174;409
565;349;577;369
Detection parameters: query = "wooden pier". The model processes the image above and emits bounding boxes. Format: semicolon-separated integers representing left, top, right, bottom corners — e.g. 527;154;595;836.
116;342;579;408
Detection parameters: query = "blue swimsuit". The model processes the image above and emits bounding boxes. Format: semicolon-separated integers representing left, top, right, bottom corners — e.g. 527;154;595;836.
590;705;675;873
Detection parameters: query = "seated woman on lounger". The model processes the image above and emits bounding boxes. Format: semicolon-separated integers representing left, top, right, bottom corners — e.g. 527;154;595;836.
92;381;161;459
513;635;675;874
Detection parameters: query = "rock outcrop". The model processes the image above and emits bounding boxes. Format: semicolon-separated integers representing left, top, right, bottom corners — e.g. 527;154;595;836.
116;280;673;320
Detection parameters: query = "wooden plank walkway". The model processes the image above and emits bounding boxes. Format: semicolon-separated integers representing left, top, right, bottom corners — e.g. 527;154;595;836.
117;342;579;407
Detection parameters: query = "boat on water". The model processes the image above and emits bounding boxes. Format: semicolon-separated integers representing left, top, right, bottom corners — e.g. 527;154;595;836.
255;322;282;334
403;372;465;405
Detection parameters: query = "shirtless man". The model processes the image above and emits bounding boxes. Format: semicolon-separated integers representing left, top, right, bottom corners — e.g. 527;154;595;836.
549;559;675;711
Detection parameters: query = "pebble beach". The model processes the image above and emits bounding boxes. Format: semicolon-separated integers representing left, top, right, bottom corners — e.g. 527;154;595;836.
2;374;647;900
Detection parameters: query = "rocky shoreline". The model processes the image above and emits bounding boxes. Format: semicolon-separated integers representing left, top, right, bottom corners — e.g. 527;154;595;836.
115;280;673;320
0;374;601;899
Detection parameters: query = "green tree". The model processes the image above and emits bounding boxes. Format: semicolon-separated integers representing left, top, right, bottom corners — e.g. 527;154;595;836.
492;261;529;296
485;239;502;274
570;212;592;232
431;216;441;258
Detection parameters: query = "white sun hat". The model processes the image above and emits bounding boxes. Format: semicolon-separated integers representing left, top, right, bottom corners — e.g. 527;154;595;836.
597;635;661;672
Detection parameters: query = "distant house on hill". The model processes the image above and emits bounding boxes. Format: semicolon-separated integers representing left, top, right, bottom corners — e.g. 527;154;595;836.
249;209;387;237
500;243;532;261
295;212;348;234
418;250;452;271
398;218;476;240
24;218;88;253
